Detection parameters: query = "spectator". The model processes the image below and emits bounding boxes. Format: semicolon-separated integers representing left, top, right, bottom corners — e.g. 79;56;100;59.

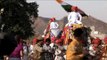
9;35;23;60
66;28;84;60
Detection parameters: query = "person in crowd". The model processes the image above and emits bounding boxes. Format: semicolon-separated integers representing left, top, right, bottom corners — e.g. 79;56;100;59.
28;40;34;60
100;37;107;60
67;6;82;28
88;37;102;60
32;37;37;45
32;36;43;60
22;41;28;60
65;6;83;47
42;38;54;60
55;47;65;60
0;32;17;60
9;35;23;60
55;39;65;60
50;17;61;43
66;28;85;60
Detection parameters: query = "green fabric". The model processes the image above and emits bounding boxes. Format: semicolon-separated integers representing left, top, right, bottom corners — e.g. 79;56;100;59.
61;4;88;17
62;5;72;12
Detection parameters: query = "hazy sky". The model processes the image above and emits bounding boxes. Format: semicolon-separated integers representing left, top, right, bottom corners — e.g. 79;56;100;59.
27;0;107;23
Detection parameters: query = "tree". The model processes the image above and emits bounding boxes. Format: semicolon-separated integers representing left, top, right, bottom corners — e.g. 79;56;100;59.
0;0;38;39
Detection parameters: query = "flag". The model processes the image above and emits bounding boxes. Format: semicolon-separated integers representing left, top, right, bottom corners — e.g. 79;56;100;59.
56;0;88;17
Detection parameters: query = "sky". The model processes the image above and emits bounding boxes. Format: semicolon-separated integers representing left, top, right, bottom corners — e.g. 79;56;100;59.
27;0;107;23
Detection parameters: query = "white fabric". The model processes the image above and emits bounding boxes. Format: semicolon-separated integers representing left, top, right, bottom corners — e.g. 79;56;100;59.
89;45;96;56
67;12;82;26
55;49;61;55
28;45;34;55
50;43;55;48
55;49;65;60
50;22;59;29
43;44;52;52
23;45;28;55
51;29;60;37
50;22;60;37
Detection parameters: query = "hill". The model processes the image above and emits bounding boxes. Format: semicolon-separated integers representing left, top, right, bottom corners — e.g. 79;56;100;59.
32;16;107;35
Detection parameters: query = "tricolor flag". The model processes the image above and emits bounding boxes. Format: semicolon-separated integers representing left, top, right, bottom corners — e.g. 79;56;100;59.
56;0;88;17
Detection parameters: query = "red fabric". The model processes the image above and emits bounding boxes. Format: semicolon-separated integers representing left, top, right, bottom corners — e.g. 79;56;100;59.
51;36;56;43
50;17;55;22
61;29;66;39
44;33;50;43
47;25;50;31
92;38;101;45
10;42;23;58
55;39;63;44
45;23;50;33
62;27;68;37
71;6;78;11
44;37;46;44
104;36;107;44
32;38;37;45
61;34;65;40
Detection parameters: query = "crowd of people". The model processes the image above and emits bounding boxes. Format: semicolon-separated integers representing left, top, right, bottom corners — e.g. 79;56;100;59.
1;6;107;60
2;32;107;60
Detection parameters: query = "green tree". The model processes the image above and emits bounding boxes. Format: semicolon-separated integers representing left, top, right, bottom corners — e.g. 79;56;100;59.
0;0;38;39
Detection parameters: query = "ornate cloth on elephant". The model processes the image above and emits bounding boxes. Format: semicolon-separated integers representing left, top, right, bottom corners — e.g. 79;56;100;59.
92;38;101;45
72;24;83;30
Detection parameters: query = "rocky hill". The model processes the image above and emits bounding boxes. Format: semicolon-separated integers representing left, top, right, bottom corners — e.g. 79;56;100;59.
32;16;107;36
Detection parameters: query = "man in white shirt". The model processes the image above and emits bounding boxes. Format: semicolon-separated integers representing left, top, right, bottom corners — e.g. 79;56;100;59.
67;6;82;27
50;17;60;37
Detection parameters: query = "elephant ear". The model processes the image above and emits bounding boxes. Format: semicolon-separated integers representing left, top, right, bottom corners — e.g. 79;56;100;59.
0;32;17;57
